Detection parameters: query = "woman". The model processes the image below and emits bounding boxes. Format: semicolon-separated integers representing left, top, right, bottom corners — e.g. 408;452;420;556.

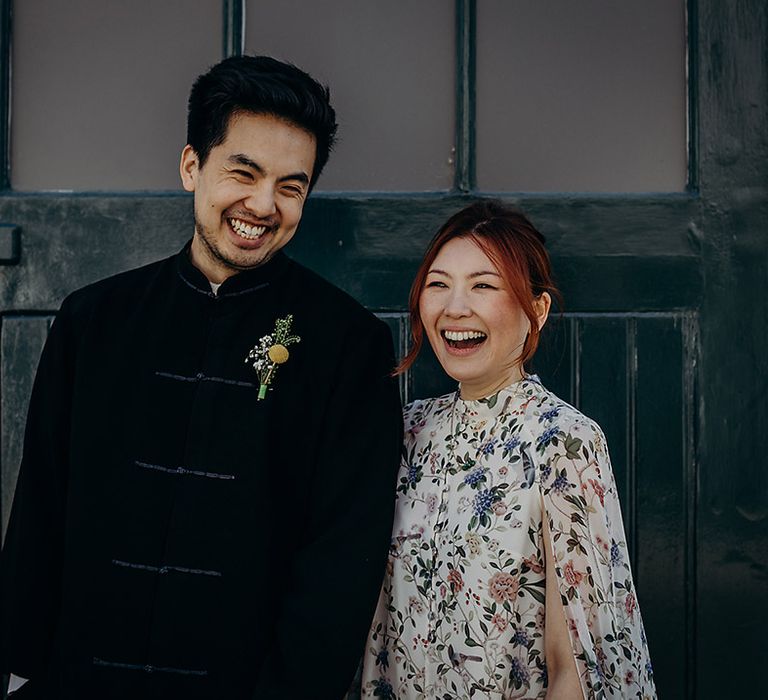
362;202;655;699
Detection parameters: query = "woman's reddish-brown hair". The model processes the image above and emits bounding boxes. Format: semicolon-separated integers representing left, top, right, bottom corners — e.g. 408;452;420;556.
397;200;561;375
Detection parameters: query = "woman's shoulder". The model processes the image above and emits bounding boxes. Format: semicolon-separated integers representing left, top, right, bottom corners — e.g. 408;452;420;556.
402;391;455;440
522;379;605;441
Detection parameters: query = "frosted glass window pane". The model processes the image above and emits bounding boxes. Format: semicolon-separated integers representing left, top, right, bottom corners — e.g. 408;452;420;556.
12;0;221;191
477;0;687;192
245;0;454;191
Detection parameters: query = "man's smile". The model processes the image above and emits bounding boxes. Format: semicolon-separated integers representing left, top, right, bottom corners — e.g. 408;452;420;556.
228;216;269;240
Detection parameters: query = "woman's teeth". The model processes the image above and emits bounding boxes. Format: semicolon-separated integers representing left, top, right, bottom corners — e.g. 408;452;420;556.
229;218;267;239
443;330;487;342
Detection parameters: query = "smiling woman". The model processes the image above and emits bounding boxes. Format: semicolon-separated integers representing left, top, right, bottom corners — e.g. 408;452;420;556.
362;202;656;699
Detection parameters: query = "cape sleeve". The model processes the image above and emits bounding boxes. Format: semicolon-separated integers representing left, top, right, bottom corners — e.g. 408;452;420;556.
250;318;403;700
0;297;76;679
539;417;656;699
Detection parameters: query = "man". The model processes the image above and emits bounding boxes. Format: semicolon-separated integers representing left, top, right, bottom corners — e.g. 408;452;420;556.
0;56;402;699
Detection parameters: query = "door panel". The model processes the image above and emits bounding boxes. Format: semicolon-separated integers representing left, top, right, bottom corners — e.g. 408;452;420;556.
0;314;52;540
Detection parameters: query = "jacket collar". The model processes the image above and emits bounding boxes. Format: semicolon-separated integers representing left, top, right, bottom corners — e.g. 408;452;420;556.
175;241;291;298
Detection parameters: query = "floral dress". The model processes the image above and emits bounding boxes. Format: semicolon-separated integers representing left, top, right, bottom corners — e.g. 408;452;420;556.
362;377;655;699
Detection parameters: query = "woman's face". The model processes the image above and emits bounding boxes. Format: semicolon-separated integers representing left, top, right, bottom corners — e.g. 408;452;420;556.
419;236;549;400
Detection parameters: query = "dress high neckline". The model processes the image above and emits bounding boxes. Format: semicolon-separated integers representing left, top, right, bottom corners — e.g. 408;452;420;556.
455;374;542;416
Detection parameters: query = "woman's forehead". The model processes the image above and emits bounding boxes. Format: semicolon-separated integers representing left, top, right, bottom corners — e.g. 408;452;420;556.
430;236;500;274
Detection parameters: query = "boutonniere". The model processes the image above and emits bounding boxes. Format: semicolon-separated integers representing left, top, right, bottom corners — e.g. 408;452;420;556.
245;314;301;400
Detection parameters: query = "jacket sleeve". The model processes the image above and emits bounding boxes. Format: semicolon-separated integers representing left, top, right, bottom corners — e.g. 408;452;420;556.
540;418;656;699
0;298;76;679
251;319;403;700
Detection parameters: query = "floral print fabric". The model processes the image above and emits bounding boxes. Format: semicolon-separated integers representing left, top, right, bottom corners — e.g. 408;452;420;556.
362;378;655;699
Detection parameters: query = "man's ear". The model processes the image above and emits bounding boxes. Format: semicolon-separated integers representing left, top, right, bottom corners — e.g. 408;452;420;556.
179;145;199;193
533;292;552;331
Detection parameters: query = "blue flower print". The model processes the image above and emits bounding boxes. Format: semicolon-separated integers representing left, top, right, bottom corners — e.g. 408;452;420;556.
464;468;486;487
473;489;494;517
537;425;559;449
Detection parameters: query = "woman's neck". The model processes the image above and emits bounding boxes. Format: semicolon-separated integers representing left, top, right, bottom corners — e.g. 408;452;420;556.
459;366;525;401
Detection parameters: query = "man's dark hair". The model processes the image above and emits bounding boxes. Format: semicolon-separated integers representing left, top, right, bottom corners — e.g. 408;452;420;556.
187;55;338;189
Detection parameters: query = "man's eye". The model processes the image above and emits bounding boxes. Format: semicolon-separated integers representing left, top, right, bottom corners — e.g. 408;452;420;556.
282;184;304;196
233;169;253;179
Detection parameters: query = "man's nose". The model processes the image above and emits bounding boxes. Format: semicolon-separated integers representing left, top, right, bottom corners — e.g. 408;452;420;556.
243;182;277;217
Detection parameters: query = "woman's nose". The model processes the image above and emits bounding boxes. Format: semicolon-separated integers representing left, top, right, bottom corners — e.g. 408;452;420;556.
444;289;471;317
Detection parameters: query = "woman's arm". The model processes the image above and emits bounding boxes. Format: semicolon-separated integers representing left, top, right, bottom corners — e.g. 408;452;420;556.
543;514;584;699
539;416;656;699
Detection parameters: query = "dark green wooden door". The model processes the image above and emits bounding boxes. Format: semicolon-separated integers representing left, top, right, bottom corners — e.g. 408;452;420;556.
1;2;766;698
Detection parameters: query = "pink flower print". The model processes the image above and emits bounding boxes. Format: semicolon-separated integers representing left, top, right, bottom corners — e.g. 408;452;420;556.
447;568;464;593
487;572;519;604
589;478;606;506
625;592;637;621
523;556;544;574
408;596;424;614
492;500;508;516
498;465;508;476
491;613;508;632
426;492;438;514
563;560;584;587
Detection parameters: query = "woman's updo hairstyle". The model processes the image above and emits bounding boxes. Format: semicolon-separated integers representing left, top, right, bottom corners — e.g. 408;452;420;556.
397;200;561;374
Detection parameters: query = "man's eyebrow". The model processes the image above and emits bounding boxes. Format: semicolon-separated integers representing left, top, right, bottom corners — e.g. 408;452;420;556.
229;154;264;174
228;154;309;186
280;171;310;186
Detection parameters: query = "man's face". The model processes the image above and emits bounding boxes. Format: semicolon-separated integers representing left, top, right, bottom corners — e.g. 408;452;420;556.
180;112;317;282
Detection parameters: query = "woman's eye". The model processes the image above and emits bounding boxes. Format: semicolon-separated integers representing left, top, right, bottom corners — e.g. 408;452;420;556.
425;280;447;288
474;282;496;290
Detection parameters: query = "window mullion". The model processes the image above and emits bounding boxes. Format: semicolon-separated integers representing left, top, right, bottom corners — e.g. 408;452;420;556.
454;0;476;193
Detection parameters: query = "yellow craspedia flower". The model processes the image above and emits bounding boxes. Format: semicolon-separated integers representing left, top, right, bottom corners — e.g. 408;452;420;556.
267;344;289;364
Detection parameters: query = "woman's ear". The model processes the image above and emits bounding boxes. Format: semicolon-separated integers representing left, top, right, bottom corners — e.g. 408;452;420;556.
533;292;552;331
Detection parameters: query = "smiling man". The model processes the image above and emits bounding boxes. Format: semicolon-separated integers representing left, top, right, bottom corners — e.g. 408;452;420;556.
0;56;402;700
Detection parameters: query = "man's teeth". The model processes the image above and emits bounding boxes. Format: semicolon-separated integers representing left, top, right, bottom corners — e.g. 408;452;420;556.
229;218;267;239
443;330;487;341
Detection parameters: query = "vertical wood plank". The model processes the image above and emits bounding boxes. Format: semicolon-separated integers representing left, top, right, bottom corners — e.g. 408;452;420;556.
577;317;632;536
0;0;10;190
531;313;575;406
634;316;687;699
375;311;411;405
0;314;53;541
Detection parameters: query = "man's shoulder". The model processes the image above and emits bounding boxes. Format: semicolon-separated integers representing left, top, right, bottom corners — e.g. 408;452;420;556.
285;257;383;331
62;254;175;317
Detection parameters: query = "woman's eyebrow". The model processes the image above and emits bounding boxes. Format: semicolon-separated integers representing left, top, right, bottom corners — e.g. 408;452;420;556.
426;269;500;277
469;270;501;278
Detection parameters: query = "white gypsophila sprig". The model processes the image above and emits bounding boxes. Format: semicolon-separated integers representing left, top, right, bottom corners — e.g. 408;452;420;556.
244;317;300;400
